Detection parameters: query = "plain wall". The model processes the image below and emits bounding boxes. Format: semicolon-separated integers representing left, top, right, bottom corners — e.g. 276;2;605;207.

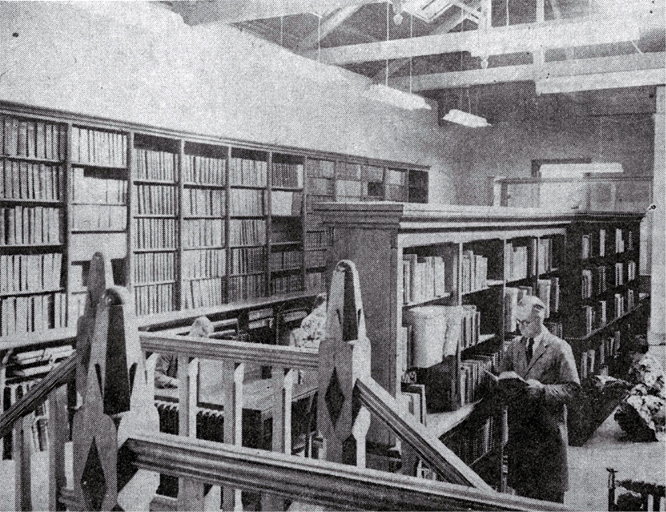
0;1;458;203
454;113;655;205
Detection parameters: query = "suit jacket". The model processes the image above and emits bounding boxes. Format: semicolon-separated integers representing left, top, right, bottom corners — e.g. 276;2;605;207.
499;329;580;495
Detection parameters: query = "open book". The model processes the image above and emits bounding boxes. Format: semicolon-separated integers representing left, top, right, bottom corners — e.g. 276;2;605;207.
484;370;529;398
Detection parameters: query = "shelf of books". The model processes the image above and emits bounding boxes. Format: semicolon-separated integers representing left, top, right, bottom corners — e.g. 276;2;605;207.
0;113;68;338
0;101;427;345
316;202;645;482
181;141;228;310
131;134;179;316
269;153;305;297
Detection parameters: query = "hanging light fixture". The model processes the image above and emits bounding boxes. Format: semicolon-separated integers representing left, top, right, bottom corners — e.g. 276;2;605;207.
442;18;490;127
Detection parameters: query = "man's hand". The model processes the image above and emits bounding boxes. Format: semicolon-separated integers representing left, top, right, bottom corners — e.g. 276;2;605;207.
526;379;544;397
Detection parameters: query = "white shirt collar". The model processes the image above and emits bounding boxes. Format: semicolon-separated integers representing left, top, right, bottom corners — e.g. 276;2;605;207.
526;328;546;351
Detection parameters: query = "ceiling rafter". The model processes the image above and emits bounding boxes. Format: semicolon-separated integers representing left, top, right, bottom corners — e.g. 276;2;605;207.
295;6;363;51
387;52;665;91
174;0;384;25
301;16;641;65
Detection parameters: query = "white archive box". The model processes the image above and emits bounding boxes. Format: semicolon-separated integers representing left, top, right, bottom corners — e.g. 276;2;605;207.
403;305;462;368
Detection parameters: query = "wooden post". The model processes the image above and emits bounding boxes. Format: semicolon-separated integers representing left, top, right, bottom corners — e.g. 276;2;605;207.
13;414;32;511
48;385;68;511
317;260;371;467
75;252;114;405
222;360;244;511
72;280;159;511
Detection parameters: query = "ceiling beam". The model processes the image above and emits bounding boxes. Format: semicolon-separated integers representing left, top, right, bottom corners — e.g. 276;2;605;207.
388;52;665;91
175;0;383;25
295;6;363;51
371;0;481;84
301;16;641;64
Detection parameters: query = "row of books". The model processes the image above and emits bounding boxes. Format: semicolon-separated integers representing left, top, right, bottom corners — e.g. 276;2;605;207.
228;274;266;302
229;219;266;246
183;277;225;310
615;228;625;253
133;218;177;249
134;148;177;181
270;250;301;271
402;254;447;305
460;352;501;405
230;247;265;275
0;253;62;294
402;305;469;368
229;157;267;187
270;274;303;295
306;271;324;292
0;206;62;246
1;161;64;201
461;250;488;294
271;220;301;244
183;248;226;280
580;303;604;335
271;162;304;188
182;155;226;185
305;249;326;268
581;269;594;299
505;243;529;281
71;127;127;167
133;251;176;284
1;117;66;161
306;158;335;178
230;189;265;217
614;262;624;287
581;234;592;260
537;237;554;274
71;168;126;204
72;204;126;232
0;292;67;336
135;184;177;216
271;191;302;216
183;189;225;217
305;229;330;249
308;177;334;196
134;283;175;316
183;218;224;248
444;416;499;466
504;280;560;332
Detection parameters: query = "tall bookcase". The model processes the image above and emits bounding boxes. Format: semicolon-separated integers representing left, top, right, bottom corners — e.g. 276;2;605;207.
0;102;428;345
316;202;646;483
0;115;67;337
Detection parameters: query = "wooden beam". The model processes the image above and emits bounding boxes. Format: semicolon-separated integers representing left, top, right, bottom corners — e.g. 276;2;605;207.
389;53;665;91
175;0;382;25
295;6;363;51
372;1;480;83
536;68;666;94
302;16;640;64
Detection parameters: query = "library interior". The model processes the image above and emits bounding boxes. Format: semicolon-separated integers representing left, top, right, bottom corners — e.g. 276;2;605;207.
0;0;664;510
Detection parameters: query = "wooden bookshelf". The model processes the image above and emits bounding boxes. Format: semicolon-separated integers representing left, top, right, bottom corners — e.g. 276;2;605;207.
316;202;645;484
0;101;428;344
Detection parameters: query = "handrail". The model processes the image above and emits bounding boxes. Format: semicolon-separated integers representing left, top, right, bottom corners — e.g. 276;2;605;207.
126;432;569;511
139;332;319;369
356;376;492;491
0;353;75;439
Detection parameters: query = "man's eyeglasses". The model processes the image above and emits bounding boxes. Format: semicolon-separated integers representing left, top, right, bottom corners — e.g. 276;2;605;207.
517;318;535;327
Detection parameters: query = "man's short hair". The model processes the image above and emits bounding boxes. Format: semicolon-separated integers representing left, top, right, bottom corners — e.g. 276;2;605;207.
516;295;546;319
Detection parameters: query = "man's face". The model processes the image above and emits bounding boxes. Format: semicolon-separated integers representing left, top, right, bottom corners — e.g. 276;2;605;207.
516;308;544;339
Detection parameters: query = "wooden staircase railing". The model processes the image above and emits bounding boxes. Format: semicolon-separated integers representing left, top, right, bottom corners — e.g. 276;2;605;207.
0;254;571;511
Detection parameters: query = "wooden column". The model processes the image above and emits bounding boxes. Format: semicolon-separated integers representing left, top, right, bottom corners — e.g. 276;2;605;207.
222;360;244;511
649;85;666;345
48;385;69;511
71;262;159;511
317;260;371;467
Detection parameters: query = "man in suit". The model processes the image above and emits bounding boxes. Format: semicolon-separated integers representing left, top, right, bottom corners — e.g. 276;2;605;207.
499;295;580;503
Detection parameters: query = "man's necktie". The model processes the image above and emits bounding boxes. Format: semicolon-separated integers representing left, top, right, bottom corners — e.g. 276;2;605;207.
525;337;534;362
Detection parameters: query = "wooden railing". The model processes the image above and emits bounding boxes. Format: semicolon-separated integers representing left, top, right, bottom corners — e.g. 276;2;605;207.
0;253;570;511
